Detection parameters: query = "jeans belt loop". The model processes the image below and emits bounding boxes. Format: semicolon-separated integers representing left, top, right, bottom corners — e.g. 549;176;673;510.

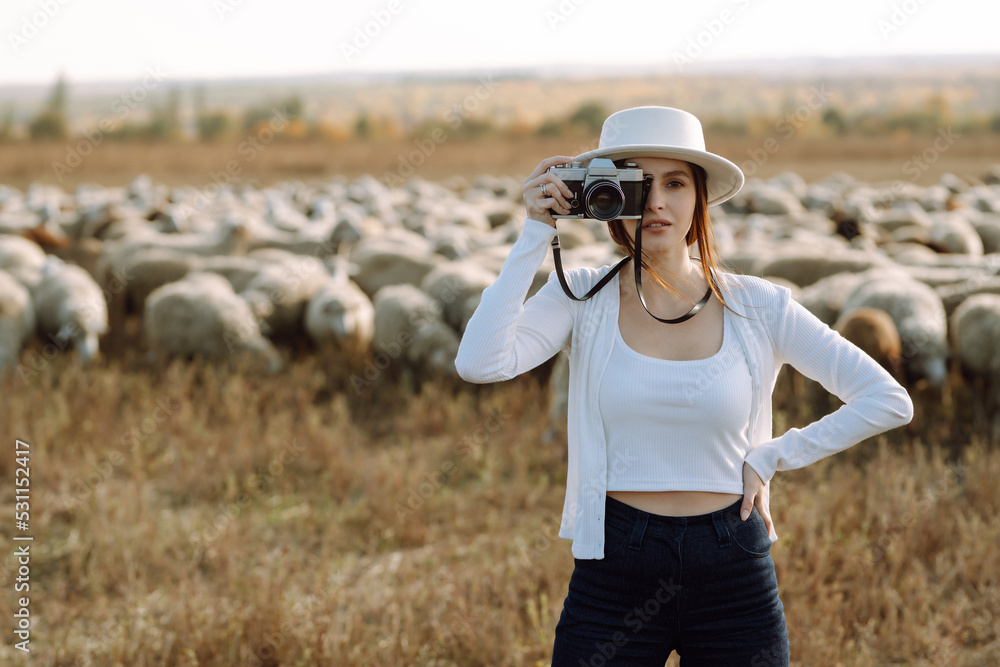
629;511;649;550
712;510;731;548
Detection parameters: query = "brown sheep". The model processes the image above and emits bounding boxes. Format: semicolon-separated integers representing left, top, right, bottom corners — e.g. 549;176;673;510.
834;306;903;380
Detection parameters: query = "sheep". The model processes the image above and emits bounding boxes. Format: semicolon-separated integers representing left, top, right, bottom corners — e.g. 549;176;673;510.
349;230;443;299
116;247;201;313
864;204;934;233
429;225;476;261
746;182;804;216
768;171;808;202
949;293;1000;441
303;249;373;355
31;257;108;363
304;278;374;356
0;270;35;373
98;216;250;270
793;271;870;325
48;237;104;283
834;307;903;378
240;254;329;341
199;255;271;293
145;272;282;373
0;234;47;290
935;276;1000;316
926;212;984;256
371;284;460;385
842;277;948;387
972;219;1000;254
757;248;892;288
419;261;498;333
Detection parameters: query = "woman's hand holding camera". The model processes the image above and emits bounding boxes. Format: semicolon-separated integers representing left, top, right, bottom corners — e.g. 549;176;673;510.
523;155;576;228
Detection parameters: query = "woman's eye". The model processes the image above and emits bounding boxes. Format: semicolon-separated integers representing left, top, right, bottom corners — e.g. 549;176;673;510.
667;180;684;188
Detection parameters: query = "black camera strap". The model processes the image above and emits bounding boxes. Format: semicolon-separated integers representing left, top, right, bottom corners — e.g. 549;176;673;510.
632;218;713;324
550;235;629;301
548;172;652;303
548;173;711;322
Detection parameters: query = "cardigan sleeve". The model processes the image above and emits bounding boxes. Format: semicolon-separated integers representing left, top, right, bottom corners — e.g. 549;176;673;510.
744;286;914;483
455;218;575;383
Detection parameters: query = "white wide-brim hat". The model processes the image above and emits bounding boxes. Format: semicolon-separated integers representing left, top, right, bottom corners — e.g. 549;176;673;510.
575;106;744;207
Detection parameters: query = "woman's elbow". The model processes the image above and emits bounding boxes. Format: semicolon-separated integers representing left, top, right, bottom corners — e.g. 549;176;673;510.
455;348;503;384
888;383;915;426
455;349;483;383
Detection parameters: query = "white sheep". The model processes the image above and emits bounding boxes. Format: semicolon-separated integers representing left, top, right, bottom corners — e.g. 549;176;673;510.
240;253;329;340
0;269;35;373
98;216;250;269
972;218;1000;254
746;182;804;216
372;284;460;383
199;254;271;293
842;277;948;387
304;247;373;356
757;247;892;288
936;276;1000;316
31;257;109;363
949;293;1000;441
349;230;443;299
0;234;47;290
420;261;498;333
145;272;282;372
793;271;869;325
926;212;984;257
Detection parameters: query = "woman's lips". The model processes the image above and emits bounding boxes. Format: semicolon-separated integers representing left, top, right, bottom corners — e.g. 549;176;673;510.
642;220;673;230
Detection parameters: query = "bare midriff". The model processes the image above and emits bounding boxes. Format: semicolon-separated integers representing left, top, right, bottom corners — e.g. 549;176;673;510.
606;490;742;516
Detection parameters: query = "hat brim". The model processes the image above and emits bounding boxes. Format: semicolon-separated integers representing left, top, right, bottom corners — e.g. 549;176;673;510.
574;145;744;207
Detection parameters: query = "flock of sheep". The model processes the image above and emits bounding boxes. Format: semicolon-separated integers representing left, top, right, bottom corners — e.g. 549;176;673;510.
1;166;999;435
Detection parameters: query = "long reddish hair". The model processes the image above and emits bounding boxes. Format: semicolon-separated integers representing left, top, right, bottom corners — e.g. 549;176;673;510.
606;161;735;311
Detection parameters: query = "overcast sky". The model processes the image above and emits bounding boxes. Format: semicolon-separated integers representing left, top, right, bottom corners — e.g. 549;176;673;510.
2;0;999;85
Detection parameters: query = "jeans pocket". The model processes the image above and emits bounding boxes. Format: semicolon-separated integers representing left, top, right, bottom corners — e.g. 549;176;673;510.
601;513;634;558
726;509;771;557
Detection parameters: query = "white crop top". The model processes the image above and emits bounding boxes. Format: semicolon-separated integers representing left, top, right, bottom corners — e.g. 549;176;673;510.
599;313;752;495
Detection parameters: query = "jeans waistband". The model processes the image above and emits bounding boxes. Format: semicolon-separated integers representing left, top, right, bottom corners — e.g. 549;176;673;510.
605;493;744;527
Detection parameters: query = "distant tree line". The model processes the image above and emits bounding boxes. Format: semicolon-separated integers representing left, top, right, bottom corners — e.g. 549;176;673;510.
6;75;311;143
6;78;1000;145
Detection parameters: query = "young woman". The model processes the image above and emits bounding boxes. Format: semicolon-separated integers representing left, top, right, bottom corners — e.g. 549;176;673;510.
455;106;913;665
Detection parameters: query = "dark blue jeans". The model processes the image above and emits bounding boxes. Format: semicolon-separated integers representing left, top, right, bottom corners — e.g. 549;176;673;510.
552;495;789;666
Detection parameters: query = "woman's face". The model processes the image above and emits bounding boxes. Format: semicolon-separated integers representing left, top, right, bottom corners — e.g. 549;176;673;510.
621;157;697;252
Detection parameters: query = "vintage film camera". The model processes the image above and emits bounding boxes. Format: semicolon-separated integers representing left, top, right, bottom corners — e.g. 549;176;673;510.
547;158;649;221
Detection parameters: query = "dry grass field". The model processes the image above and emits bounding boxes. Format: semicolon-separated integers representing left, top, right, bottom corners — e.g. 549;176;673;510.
3;134;1000;191
1;137;999;665
0;347;998;665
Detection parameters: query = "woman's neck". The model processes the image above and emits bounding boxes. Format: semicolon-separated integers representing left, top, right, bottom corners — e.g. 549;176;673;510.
639;247;705;300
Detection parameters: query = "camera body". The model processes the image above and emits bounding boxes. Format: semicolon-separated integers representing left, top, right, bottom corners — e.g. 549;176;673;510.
548;158;646;221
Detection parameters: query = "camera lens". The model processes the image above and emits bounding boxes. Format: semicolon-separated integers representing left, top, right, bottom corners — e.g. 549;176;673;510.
583;180;625;221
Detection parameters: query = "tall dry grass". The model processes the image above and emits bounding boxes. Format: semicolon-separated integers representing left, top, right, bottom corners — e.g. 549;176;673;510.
0;346;998;665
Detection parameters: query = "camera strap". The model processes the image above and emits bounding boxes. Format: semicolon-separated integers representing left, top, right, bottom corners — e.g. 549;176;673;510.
632;218;713;324
548;219;711;322
550;235;629;301
547;174;711;322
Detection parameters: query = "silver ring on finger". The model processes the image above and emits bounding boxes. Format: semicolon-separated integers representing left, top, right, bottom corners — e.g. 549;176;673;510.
540;183;548;197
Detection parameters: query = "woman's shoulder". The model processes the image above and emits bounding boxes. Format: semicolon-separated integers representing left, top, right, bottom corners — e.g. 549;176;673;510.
717;271;791;301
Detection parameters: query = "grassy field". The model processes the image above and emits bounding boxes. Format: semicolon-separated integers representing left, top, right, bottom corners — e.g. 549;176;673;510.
1;137;999;664
2;134;1000;191
0;344;998;665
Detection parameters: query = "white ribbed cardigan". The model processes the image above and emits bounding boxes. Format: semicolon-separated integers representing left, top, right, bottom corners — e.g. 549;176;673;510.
455;218;914;559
